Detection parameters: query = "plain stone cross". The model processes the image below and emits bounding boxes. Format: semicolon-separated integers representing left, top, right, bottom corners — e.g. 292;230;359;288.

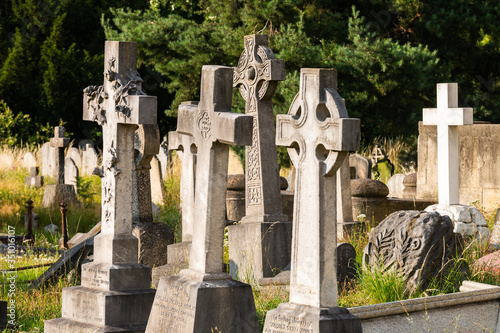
83;41;156;267
168;116;196;243
233;34;287;223
423;83;473;205
176;65;252;280
49;126;69;185
276;68;360;308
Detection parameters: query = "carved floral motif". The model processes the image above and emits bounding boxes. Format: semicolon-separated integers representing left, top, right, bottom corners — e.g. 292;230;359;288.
197;111;212;139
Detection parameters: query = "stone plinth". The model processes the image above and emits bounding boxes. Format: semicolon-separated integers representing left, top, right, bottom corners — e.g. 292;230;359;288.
42;184;78;208
151;241;191;288
228;221;292;282
146;274;258;332
264;303;362;333
132;222;174;269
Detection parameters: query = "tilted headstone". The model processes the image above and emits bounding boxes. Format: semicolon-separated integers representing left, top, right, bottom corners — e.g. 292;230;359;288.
24;167;43;188
228;34;292;283
146;65;258;332
423;83;473;205
81;143;99;176
264;68;362;332
64;156;78;189
363;210;466;292
41;127;78;207
349;153;372;179
45;41;156;332
22;152;37;170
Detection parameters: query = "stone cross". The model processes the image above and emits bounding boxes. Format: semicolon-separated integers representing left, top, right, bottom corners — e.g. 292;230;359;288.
168;115;196;243
423;83;472;205
83;41;156;266
49;126;69;185
176;65;252;280
134;124;160;223
233;34;287;223
276;69;360;308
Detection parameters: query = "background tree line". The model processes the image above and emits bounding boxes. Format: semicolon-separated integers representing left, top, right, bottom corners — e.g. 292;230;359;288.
1;0;499;156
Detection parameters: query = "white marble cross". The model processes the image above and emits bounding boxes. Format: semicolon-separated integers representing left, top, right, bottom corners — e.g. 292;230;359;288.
423;83;473;205
83;41;157;265
176;66;252;280
168;115;197;243
233;34;287;223
276;68;360;308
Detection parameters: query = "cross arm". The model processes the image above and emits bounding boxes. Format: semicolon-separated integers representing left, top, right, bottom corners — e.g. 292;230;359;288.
176;101;199;137
321;118;360;152
117;95;157;125
423;108;473;126
214;112;253;146
275;114;297;148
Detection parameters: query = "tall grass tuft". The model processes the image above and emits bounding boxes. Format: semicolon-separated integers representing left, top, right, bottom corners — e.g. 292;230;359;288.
157;152;182;242
360;135;417;175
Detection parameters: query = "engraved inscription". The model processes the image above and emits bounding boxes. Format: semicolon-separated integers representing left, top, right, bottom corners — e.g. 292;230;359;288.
263;313;313;333
149;282;195;331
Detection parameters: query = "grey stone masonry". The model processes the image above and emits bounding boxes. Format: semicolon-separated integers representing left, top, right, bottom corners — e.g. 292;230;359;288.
146;65;258;332
228;34;292;283
263;68;361;332
50;126;69;185
45;41;156;333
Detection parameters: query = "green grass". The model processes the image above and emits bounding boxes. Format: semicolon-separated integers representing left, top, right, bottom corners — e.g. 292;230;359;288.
0;146;499;332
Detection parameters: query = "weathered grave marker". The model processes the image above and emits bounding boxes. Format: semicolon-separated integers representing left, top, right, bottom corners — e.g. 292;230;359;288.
228;34;292;282
41;142;55;177
423;83;473;205
146;65;258;332
24;167;43;188
157;136;170;179
350;153;372;179
66;147;82;171
42;127;78;207
81;143;99;176
149;155;164;205
64;157;78;189
23;199;35;245
263;68;362;332
44;41;156;332
22;152;37;170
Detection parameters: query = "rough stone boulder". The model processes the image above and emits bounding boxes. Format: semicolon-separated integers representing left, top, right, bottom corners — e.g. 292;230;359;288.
363;210;466;292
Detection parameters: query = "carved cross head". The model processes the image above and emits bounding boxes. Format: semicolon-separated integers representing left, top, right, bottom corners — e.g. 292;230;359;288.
233;34;285;109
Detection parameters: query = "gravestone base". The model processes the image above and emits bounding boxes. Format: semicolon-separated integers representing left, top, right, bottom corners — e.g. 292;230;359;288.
145;272;259;332
42;184;78;208
132;222;175;269
263;303;362;333
44;286;155;333
228;221;292;283
151;241;191;288
81;262;151;291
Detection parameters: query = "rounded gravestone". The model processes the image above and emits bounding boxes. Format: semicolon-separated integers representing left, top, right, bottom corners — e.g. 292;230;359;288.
351;179;389;197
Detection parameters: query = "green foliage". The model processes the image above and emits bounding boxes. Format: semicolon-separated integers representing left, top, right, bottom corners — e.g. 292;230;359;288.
75;174;101;207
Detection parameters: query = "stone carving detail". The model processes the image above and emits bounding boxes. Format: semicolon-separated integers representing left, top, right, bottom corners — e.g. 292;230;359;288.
363;210;466;291
197;111;212;138
246;117;260;181
248;185;262;205
83;85;108;125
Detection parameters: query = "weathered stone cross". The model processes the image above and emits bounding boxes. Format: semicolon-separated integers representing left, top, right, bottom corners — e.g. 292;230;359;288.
168;114;196;243
83;41;156;270
49;126;69;185
176;65;252;280
233;34;287;222
275;69;360;308
423;83;473;205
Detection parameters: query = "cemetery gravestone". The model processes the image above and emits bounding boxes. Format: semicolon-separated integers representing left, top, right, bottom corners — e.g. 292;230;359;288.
24;167;43;188
66;147;82;171
146;65;258;332
81;143;99;176
349;153;372;179
263;68;362;332
64;157;78;189
41;142;55;177
422;83;473;205
228;34;292;283
22;152;37;170
387;173;406;198
42;127;78;207
149;155;164;205
45;41;156;332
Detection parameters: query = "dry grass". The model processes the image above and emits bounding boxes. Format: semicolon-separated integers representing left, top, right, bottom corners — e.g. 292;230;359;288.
360;136;417;174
